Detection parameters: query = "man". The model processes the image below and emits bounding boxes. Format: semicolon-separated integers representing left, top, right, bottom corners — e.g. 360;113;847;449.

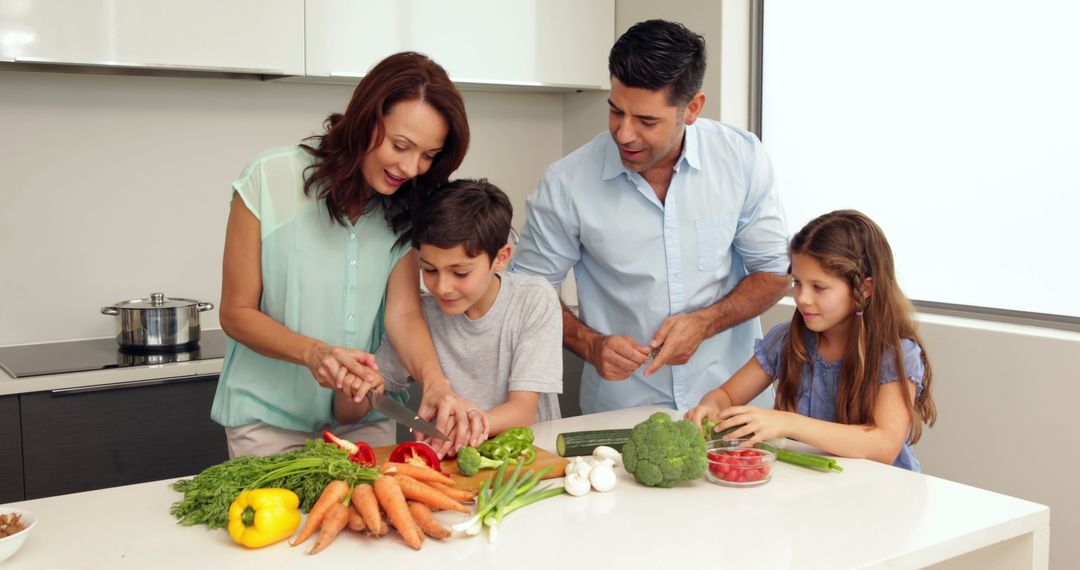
511;19;789;414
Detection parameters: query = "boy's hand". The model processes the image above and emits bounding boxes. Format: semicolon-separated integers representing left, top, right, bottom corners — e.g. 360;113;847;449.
462;402;490;447
417;378;471;456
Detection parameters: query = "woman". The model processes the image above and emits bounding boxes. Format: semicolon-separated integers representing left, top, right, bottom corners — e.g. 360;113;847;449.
212;52;474;457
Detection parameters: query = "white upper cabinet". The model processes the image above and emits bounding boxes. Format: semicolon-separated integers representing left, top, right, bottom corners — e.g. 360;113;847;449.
305;0;613;91
0;0;304;75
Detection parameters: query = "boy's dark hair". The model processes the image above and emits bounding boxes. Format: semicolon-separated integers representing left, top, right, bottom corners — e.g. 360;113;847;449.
412;178;512;261
608;19;707;107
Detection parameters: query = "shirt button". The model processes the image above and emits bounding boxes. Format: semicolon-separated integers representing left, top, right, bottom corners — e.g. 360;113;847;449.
347;314;354;321
349;259;357;266
349;286;357;294
349;233;356;240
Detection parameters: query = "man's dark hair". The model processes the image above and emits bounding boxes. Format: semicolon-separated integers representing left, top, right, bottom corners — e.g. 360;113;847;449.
608;19;707;107
412;178;512;261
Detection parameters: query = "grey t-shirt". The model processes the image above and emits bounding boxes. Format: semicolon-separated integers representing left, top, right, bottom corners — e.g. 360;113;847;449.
376;271;563;422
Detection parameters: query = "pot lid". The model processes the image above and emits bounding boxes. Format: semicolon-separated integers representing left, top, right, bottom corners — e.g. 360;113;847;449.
110;292;201;310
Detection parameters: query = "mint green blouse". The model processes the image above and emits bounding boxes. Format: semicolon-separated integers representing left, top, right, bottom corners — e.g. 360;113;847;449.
211;146;410;432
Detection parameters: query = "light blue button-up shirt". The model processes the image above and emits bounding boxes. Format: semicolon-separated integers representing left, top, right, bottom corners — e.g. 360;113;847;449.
512;119;788;414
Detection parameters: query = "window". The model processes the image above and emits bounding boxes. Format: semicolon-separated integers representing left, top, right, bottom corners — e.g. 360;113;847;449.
760;0;1080;319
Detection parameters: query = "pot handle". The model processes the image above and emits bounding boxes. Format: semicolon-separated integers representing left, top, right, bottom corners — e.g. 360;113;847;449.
197;302;215;312
101;306;119;316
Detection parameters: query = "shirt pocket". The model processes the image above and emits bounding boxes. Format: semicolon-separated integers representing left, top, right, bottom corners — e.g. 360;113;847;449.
695;217;737;271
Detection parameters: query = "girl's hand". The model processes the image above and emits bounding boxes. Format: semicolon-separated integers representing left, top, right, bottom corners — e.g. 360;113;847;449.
684;403;722;434
715;405;792;447
304;344;380;390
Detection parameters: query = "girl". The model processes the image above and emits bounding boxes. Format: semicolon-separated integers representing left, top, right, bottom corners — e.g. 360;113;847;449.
686;210;936;471
213;52;475;457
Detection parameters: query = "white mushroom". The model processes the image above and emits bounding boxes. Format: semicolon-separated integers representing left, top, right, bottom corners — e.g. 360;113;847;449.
588;463;617;492
564;471;592;497
566;456;593;478
592;445;623;468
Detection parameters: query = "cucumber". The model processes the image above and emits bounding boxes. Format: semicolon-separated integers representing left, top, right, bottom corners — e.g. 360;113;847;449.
556;429;634;457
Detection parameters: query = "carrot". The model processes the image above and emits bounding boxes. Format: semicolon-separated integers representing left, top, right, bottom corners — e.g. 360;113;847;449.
428;481;478;502
394;474;470;514
374;475;424;550
308;502;349;555
379;462;455;485
292;479;351;546
408;501;450;539
347;507;366;533
351;482;386;536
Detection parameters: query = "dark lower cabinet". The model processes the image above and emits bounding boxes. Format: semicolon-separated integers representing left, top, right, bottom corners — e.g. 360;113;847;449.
20;375;228;499
0;395;24;503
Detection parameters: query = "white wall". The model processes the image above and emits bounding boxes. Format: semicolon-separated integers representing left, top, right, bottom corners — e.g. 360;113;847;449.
0;69;563;345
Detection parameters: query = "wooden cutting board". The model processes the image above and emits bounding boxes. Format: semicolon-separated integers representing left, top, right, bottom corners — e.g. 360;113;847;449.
373;445;568;492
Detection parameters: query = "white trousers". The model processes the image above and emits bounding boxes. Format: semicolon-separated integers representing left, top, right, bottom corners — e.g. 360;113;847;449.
225;420;396;458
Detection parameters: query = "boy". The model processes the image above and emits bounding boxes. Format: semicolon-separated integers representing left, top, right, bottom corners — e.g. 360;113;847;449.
333;178;563;451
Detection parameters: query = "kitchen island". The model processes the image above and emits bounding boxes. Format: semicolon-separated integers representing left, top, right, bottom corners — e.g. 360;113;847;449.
1;406;1049;569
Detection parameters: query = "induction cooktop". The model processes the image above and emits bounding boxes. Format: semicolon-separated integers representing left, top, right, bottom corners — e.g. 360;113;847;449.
0;329;228;378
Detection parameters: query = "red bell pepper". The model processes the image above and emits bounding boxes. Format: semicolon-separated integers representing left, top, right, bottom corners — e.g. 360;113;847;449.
388;441;445;474
322;430;376;467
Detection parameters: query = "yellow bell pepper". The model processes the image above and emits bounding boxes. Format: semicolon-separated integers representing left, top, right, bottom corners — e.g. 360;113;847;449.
227;488;302;548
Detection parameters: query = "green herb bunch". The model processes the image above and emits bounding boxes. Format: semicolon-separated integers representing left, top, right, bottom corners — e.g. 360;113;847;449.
170;439;378;528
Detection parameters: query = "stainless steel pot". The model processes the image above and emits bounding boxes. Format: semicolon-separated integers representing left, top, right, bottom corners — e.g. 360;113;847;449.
101;292;214;350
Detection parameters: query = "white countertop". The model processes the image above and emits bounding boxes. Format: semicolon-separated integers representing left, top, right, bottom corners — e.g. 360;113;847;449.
0;407;1050;569
0;357;223;397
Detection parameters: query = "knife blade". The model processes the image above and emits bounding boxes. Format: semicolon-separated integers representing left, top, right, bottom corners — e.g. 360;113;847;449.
367;391;450;441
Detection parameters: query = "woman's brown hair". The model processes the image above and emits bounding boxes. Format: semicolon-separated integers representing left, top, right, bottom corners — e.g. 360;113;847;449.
776;210;937;444
299;51;470;236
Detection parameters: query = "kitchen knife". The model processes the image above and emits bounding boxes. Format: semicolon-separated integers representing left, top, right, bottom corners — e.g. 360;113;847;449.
367;390;450;441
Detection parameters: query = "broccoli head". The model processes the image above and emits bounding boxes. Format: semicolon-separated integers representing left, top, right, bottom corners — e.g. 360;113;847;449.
456;445;506;476
621;412;707;487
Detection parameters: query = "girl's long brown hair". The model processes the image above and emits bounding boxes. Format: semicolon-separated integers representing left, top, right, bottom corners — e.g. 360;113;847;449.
299;51;470;238
776;210;937;443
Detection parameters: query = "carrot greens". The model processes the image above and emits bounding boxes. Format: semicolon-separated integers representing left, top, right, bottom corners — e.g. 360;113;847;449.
170;440;378;529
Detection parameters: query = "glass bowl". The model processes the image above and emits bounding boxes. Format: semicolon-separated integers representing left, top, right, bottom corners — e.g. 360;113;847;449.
0;507;36;564
705;438;776;487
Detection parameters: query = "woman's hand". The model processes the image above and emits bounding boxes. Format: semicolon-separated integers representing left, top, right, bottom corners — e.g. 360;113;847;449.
338;366;385;404
303;343;380;390
715;405;793;447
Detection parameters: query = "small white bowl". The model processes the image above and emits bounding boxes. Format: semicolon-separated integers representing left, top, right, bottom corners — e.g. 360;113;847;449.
0;507;36;565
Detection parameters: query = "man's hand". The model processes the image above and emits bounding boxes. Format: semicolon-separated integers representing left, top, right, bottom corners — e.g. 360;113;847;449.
588;334;650;380
644;312;711;376
416;378;471;458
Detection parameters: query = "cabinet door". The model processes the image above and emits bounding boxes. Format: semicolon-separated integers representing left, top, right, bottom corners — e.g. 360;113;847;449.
0;0;304;74
0;395;23;502
306;0;613;90
20;375;228;500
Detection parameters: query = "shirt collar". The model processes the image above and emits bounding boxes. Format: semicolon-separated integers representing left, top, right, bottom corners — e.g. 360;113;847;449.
600;122;702;182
